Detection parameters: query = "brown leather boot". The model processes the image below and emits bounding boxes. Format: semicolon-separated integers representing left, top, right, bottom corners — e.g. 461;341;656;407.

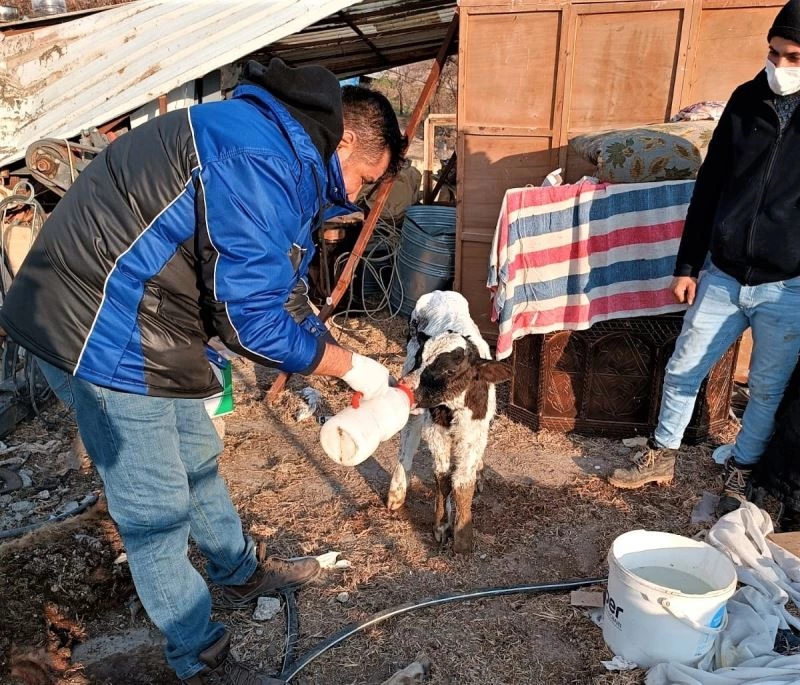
219;557;320;608
608;439;676;489
182;632;284;684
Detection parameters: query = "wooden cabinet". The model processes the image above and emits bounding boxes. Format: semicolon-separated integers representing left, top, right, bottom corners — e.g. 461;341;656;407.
508;315;739;441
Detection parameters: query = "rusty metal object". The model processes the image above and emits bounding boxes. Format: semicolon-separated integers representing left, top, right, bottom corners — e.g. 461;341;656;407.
25;136;106;196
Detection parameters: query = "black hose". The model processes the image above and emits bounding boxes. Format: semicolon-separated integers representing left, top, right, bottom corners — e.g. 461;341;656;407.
0;494;99;540
279;590;300;679
279;576;606;682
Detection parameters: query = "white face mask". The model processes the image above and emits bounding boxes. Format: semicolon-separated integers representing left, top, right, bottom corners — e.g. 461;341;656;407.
765;59;800;96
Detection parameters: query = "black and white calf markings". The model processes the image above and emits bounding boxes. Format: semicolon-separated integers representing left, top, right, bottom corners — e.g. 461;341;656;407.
387;291;512;554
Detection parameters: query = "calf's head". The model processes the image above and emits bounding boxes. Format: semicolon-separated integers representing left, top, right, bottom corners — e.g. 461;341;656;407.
401;333;512;409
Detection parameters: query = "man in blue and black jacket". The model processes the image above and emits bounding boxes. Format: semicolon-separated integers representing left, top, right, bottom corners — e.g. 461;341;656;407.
0;59;405;684
609;1;800;518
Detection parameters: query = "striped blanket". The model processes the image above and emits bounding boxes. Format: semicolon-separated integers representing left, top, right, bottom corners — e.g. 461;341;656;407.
488;180;694;360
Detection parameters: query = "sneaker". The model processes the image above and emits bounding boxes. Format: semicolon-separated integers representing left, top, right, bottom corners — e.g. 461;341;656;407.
716;458;753;516
182;632;284;684
608;439;676;489
219;557;320;609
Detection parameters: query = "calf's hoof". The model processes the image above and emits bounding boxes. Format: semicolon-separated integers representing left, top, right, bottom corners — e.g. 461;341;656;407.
387;467;408;511
434;522;451;544
387;489;407;511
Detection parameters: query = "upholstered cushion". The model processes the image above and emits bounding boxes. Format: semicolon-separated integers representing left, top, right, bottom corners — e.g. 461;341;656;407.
570;121;717;183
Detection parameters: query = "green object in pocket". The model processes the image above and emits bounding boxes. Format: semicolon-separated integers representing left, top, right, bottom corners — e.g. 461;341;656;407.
205;361;235;418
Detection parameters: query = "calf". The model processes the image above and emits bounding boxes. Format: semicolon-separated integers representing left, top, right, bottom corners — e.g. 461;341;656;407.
387;291;511;554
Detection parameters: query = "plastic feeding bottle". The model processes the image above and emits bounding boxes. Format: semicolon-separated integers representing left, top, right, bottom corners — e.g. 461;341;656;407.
320;384;414;466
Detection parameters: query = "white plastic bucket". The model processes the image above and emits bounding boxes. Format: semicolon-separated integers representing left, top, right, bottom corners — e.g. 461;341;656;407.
603;530;737;667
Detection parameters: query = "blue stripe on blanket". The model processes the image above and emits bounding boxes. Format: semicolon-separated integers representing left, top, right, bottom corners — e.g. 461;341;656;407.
507;182;695;240
507;255;677;303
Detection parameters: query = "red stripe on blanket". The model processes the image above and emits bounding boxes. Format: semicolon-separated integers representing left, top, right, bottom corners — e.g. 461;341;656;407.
506;221;684;282
503;182;608;216
495;287;677;356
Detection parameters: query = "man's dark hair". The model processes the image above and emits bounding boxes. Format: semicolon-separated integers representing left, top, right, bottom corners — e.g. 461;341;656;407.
341;86;407;177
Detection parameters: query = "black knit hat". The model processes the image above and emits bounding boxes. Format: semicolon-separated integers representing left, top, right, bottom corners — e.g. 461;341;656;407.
769;0;800;45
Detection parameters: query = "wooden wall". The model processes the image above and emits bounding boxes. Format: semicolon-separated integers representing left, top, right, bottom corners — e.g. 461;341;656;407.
456;0;783;336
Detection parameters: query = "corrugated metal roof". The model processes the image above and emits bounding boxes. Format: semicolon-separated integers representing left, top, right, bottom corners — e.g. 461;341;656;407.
262;0;457;77
0;0;457;168
0;0;361;167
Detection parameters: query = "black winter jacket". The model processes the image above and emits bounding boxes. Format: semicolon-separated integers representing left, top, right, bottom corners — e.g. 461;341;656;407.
676;71;800;285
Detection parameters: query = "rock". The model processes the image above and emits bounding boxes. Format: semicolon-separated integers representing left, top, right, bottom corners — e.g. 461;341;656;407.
252;596;281;621
18;469;33;488
622;436;649;448
59;500;80;515
381;654;432;685
334;559;352;570
10;500;35;514
336;592;350;604
37;490;50;500
316;551;341;569
0;456;24;467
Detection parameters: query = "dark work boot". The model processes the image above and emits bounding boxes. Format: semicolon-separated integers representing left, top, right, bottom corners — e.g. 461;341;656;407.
219;557;320;608
608;439;677;489
716;458;753;517
182;632;284;684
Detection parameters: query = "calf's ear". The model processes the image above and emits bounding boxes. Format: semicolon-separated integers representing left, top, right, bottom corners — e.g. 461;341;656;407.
475;360;513;384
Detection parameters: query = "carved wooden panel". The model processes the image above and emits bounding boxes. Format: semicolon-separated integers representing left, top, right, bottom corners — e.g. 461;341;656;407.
508;314;738;441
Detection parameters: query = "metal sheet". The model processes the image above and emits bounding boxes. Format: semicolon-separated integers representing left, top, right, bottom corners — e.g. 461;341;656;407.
264;1;457;77
0;0;457;168
0;0;361;167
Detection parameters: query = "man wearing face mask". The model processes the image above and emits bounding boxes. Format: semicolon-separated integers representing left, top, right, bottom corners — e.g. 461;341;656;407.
0;59;405;684
609;1;800;516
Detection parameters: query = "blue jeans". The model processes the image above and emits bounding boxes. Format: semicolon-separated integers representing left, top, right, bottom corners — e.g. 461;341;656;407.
37;361;257;680
654;265;800;464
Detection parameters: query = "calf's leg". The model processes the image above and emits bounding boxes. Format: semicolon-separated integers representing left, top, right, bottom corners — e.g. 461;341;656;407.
451;428;489;554
387;413;424;510
425;423;452;543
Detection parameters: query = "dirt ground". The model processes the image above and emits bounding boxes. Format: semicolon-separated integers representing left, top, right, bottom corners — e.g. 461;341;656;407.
0;313;747;685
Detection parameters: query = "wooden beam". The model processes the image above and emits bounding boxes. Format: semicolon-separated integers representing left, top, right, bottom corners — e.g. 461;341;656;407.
337;10;390;67
266;12;460;403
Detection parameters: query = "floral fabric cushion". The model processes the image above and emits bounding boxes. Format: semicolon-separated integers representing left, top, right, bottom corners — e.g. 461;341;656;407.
569;120;717;183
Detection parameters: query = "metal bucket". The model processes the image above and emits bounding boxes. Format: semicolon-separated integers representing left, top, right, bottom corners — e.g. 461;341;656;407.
389;205;456;317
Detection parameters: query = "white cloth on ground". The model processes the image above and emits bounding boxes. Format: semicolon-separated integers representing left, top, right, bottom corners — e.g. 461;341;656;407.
646;504;800;685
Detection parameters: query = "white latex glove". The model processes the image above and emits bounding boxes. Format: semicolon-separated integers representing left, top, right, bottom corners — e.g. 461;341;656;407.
341;353;390;402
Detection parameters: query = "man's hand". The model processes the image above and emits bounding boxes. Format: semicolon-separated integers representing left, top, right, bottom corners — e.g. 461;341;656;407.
671;276;698;305
341;353;391;401
310;344;391;401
